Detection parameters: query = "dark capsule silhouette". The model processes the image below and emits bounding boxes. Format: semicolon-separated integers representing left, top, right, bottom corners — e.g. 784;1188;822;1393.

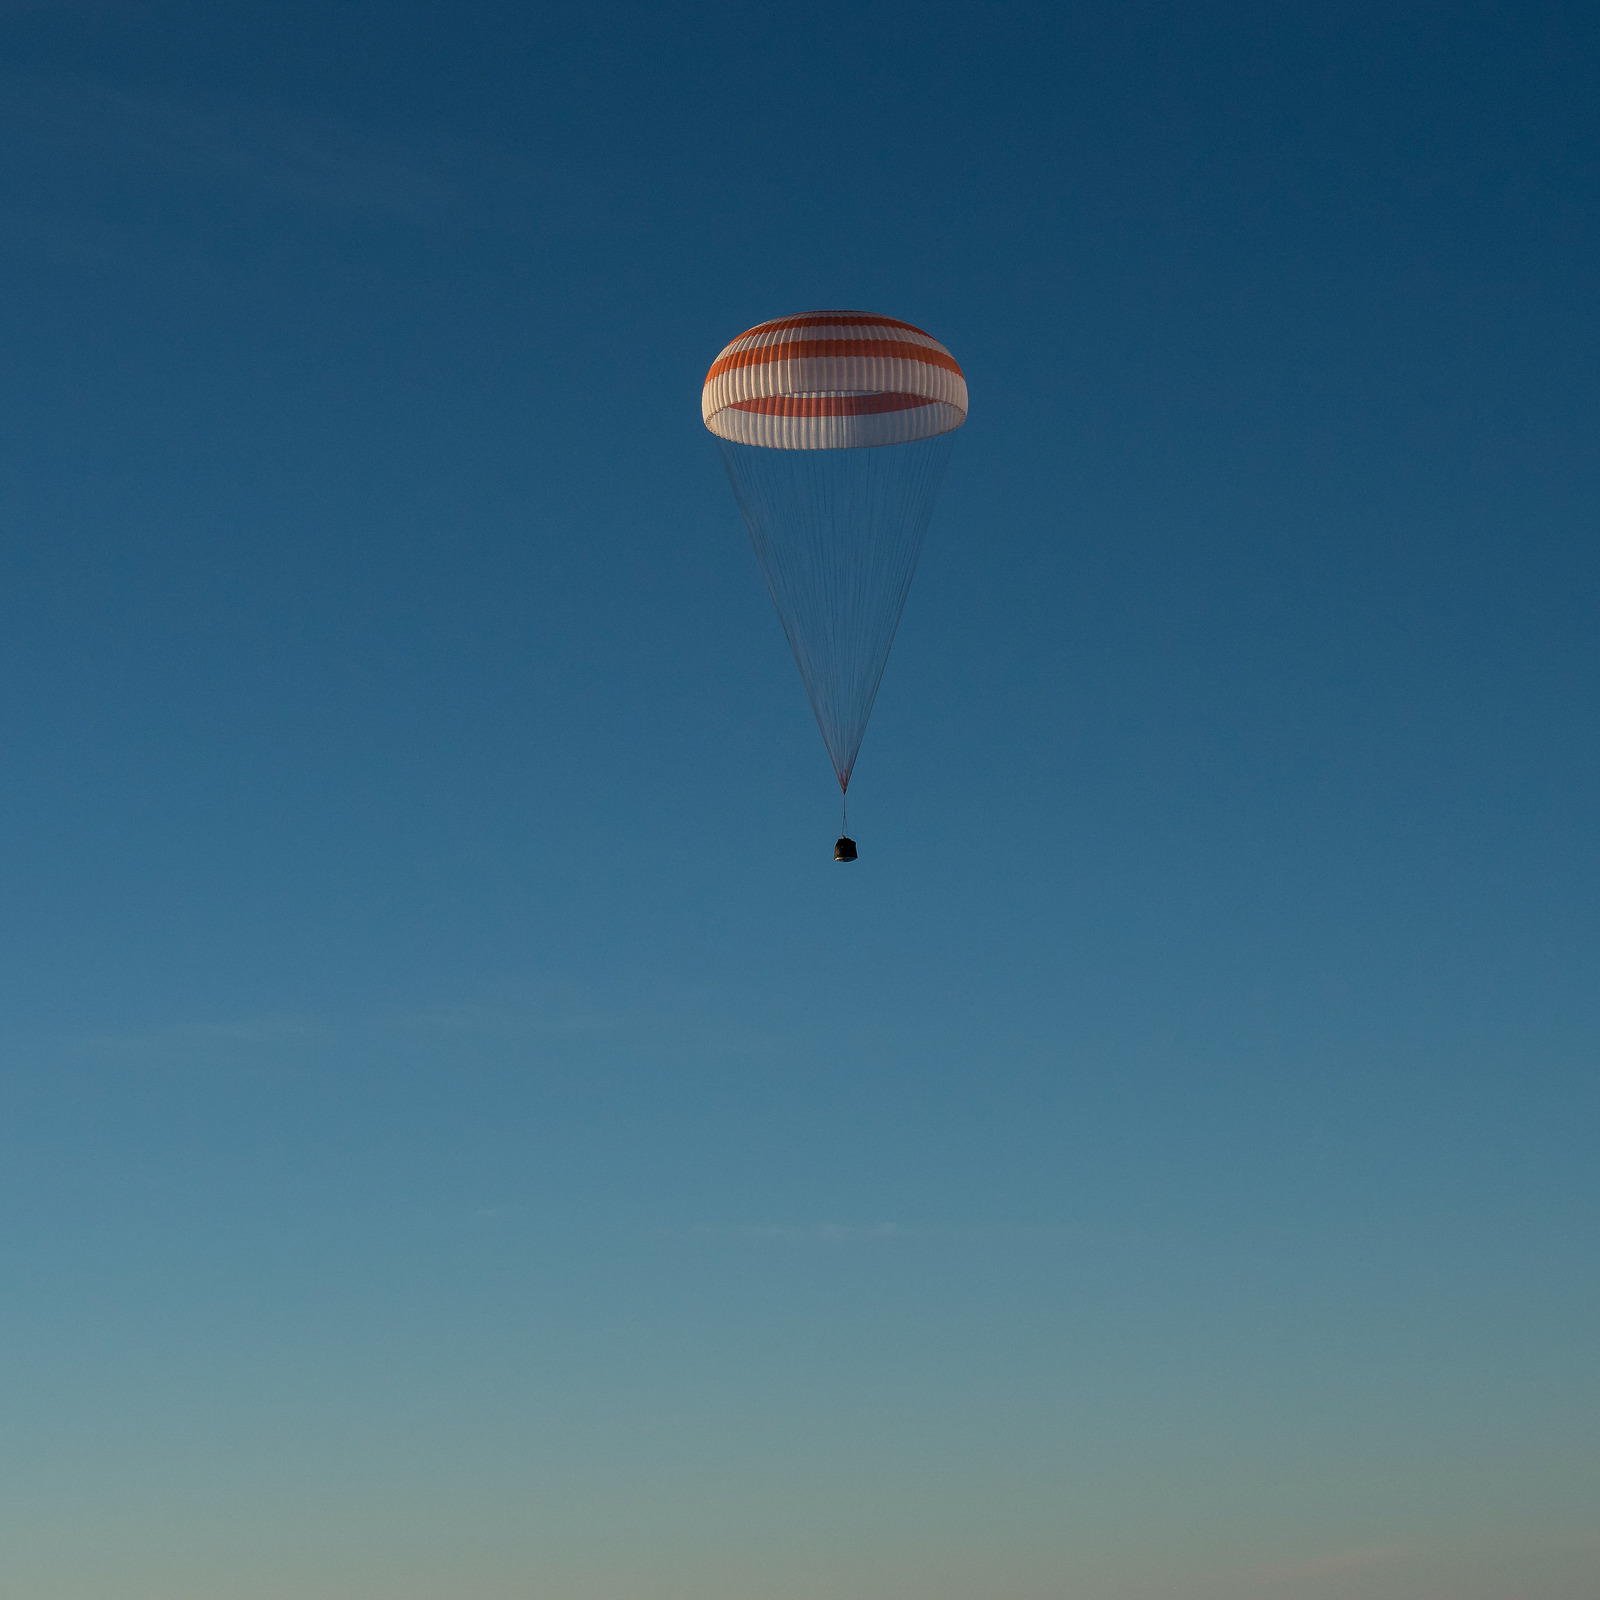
834;836;858;862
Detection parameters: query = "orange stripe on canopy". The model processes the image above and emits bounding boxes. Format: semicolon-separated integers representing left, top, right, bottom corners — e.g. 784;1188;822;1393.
729;393;938;417
706;340;964;382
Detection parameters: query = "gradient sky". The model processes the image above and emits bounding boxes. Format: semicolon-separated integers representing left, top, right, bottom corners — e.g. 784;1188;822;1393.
1;3;1597;1597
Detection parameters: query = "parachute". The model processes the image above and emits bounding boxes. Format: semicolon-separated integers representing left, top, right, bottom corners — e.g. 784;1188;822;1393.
704;311;967;858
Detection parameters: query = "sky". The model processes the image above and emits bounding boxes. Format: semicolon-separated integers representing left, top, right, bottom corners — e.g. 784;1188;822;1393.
0;2;1597;1596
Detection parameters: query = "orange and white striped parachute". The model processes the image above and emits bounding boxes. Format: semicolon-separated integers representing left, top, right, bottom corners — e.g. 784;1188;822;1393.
703;312;968;450
706;311;967;854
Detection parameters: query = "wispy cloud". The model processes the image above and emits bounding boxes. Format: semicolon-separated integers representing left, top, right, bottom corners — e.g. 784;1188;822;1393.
49;1012;324;1062
0;68;629;275
0;72;468;219
26;974;792;1069
654;1222;1022;1246
1253;1547;1397;1583
0;2;124;14
660;1222;906;1243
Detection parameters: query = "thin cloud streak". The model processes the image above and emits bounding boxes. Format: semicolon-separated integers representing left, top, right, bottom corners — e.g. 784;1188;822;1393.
1252;1547;1396;1582
25;976;794;1067
661;1222;904;1243
0;69;636;277
654;1222;1032;1245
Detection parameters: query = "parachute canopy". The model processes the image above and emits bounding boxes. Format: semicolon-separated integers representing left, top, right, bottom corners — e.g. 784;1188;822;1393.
703;311;967;450
705;311;967;810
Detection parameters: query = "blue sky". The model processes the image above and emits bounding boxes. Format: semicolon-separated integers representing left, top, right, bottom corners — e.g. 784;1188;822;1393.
1;3;1597;1596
